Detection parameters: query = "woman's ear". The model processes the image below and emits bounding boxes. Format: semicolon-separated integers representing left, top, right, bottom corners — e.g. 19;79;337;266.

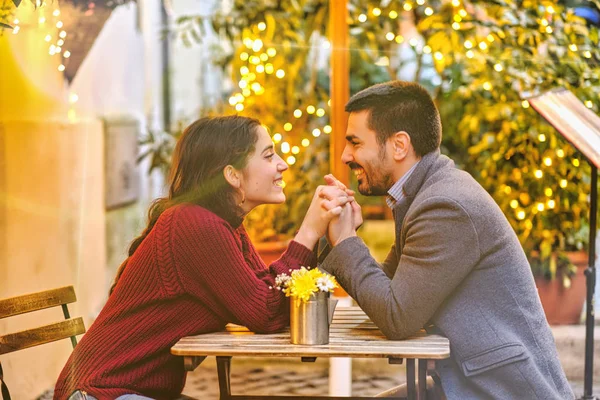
223;165;241;188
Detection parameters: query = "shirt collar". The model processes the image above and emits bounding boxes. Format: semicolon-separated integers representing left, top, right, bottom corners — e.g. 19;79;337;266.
386;161;420;209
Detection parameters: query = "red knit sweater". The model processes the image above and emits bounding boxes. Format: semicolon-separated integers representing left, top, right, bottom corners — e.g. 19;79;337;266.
53;204;315;400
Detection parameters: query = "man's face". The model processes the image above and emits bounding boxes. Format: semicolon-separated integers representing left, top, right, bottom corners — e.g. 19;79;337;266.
342;110;395;196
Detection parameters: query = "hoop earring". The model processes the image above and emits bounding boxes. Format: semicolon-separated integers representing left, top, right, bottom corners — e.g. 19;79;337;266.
238;189;246;207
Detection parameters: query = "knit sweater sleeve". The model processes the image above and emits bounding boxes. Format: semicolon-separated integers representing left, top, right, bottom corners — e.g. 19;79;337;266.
170;206;314;333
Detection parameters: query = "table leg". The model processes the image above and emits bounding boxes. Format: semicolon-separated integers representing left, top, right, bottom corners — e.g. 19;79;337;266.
216;356;232;400
418;359;427;400
407;359;416;400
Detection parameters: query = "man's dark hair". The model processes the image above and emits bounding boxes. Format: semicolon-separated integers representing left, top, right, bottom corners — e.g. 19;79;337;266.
345;80;442;157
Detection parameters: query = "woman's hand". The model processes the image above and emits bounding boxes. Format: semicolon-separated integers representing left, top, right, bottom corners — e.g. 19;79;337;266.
294;185;351;250
324;174;363;231
327;203;357;247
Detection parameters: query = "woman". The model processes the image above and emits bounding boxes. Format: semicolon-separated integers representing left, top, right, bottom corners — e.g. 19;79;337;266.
54;116;350;400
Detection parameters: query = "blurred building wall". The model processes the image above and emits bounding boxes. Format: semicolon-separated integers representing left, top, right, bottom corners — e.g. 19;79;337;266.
0;0;165;397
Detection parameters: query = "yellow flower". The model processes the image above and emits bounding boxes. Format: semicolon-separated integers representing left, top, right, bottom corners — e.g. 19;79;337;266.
279;267;338;303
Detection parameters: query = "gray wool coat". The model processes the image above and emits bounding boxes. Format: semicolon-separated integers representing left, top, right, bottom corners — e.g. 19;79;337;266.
320;150;574;400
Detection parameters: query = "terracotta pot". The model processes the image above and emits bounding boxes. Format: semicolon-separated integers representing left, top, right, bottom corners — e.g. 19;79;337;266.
534;251;588;325
254;240;290;265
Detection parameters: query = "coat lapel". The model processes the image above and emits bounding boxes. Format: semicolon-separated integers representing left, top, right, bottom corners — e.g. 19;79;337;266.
391;150;445;257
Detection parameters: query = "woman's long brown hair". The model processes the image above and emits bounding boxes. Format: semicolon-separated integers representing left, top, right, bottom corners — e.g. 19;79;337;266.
109;115;261;295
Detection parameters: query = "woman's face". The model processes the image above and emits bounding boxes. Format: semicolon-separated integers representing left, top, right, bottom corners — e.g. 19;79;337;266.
238;126;288;212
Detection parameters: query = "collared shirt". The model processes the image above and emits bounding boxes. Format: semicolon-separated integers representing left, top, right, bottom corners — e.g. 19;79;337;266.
386;161;420;209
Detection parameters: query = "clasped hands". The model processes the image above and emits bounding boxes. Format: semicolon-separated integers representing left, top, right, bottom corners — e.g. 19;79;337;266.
297;174;362;249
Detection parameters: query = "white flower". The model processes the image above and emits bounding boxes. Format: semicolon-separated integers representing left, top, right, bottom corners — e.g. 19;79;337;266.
316;276;336;292
275;273;291;289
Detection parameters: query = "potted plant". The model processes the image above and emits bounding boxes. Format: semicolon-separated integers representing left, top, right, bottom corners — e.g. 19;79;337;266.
418;1;599;323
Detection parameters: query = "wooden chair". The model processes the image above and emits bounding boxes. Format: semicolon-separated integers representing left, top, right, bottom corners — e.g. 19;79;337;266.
0;286;86;400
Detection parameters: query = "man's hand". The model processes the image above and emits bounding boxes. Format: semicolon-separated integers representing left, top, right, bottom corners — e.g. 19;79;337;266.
294;185;352;250
324;174;363;230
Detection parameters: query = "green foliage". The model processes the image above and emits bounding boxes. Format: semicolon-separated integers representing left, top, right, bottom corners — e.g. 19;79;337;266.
172;0;599;281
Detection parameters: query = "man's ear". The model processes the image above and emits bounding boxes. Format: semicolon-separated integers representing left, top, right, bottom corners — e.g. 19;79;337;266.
223;165;241;188
391;131;412;161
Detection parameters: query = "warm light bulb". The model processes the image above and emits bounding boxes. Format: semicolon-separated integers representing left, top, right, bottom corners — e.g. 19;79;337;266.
478;42;488;50
302;139;310;147
452;22;460;30
276;69;285;78
59;30;67;38
57;39;64;46
235;103;244;112
56;21;63;28
294;109;302;118
307;105;316;114
547;200;556;209
560;179;568;188
534;170;543;179
395;35;404;43
584;51;592;58
569;44;578;51
316;108;325;117
510;200;519;209
538;134;546;142
543;157;552;166
424;7;433;15
53;9;60;16
522;100;530;108
267;47;276;57
386;32;395;41
265;64;274;74
39;16;46;23
545;188;553;197
547;5;555;13
69;93;78;103
281;142;290;153
286;156;296;165
466;50;474;58
58;64;65;71
464;40;473;49
585;100;593;108
545;26;553;34
556;149;565;158
292;146;300;154
283;123;292;132
312;128;321;137
536;203;545;212
372;7;381;16
12;26;20;34
434;52;444;61
358;14;367;23
573;159;580;167
516;210;526;220
323;125;332;134
256;65;265;73
403;3;412;11
423;46;432;54
257;22;266;31
45;34;52;42
494;64;503;72
252;39;263;52
483;82;492;91
260;53;268;62
273;133;282;143
64;50;71;58
389;10;398;19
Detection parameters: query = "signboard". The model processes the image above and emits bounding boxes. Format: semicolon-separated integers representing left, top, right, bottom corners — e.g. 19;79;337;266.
528;88;600;168
104;117;140;210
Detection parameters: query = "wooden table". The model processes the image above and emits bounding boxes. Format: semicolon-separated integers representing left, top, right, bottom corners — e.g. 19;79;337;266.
171;307;450;400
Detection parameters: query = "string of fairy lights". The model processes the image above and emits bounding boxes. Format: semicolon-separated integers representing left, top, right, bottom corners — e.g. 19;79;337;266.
11;3;72;73
227;30;332;166
230;0;596;227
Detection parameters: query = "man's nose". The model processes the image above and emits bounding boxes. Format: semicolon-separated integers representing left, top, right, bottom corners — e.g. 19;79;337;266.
341;145;352;165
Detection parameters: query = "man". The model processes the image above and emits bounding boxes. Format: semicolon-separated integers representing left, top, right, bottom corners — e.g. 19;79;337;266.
320;80;574;399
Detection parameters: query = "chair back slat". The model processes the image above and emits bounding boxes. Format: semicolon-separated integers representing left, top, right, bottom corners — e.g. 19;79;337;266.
0;286;76;319
0;318;85;355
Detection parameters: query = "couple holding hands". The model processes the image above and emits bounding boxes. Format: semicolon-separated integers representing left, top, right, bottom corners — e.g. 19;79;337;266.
56;81;573;400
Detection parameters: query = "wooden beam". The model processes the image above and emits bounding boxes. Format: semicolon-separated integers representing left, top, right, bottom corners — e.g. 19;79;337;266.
329;0;350;186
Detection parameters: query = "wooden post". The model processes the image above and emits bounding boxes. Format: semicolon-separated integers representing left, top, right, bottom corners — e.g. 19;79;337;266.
329;0;350;186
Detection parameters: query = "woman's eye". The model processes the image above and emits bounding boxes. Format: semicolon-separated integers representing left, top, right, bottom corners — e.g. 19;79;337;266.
266;153;275;159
